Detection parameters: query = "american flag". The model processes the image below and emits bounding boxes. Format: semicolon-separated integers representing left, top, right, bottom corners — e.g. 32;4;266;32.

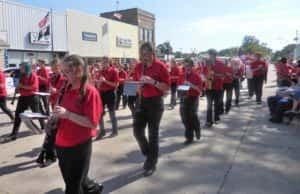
38;12;50;28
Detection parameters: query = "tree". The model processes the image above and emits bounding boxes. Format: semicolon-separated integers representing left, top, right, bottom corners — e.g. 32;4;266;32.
240;35;272;57
271;44;296;62
218;47;240;57
174;51;183;58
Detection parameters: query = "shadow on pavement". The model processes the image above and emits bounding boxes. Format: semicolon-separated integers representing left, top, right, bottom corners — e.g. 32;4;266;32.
45;188;64;194
0;159;39;176
101;168;144;194
15;147;41;158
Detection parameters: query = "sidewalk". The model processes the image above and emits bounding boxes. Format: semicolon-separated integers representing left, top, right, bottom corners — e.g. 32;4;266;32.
0;66;299;194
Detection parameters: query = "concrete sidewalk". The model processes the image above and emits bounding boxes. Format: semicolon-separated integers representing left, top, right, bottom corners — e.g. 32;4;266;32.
0;66;299;194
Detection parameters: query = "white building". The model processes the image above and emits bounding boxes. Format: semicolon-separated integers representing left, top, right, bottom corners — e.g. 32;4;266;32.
0;0;68;67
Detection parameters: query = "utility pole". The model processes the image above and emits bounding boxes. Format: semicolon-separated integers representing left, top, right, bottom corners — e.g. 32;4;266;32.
116;0;119;11
294;30;299;60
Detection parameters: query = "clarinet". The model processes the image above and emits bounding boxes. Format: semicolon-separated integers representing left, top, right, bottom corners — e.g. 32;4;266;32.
135;64;146;113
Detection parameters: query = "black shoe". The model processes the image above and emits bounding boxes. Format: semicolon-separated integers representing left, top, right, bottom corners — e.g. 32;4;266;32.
195;130;201;140
184;139;194;145
95;130;106;141
36;150;45;166
45;151;57;163
143;166;156;177
109;132;118;138
204;123;213;128
143;158;152;170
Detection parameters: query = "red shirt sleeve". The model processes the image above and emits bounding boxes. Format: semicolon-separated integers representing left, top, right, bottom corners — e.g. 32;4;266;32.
0;71;7;96
83;86;103;126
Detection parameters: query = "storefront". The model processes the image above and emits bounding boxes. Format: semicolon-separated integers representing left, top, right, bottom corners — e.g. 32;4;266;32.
0;0;68;66
0;31;9;69
67;10;138;63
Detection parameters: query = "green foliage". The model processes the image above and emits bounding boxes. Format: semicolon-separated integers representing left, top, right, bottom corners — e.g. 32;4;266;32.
218;47;240;57
156;41;173;56
271;44;296;62
240;35;272;57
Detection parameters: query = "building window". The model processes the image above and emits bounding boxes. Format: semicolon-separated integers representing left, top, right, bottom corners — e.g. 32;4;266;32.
149;30;153;42
143;28;146;42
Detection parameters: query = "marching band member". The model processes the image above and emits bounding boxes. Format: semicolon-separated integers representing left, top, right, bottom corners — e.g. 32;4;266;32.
127;59;139;115
116;63;128;110
232;58;244;107
0;68;14;121
180;58;203;145
169;59;181;109
6;62;45;141
204;49;225;127
133;42;170;176
222;59;234;113
95;57;119;139
37;58;50;115
249;53;267;104
54;55;103;194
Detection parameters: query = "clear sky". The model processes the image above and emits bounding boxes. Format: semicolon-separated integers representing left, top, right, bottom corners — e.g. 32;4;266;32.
14;0;300;52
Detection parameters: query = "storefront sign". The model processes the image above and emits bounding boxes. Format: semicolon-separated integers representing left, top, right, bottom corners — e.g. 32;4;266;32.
116;37;132;48
82;32;98;42
29;32;51;45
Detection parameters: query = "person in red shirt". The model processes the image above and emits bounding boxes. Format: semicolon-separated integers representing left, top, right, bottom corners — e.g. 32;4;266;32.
127;59;139;115
36;58;66;166
169;59;181;108
6;62;45;141
276;57;290;87
0;68;14;121
179;58;202;145
116;63;128;110
95;56;119;139
231;58;244;106
249;53;267;104
52;55;103;194
203;49;225;127
133;42;170;176
222;60;234;113
37;58;50;115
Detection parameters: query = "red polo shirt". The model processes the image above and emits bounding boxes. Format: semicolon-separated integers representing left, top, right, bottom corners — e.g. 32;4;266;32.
0;71;7;97
19;73;39;96
276;63;289;80
119;70;128;85
250;60;266;76
170;65;181;84
135;59;170;98
50;73;65;106
223;66;233;84
203;59;225;90
37;67;50;88
56;84;102;147
187;70;203;97
97;67;119;91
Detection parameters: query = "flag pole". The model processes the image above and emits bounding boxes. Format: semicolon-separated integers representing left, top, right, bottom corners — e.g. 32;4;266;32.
50;8;54;58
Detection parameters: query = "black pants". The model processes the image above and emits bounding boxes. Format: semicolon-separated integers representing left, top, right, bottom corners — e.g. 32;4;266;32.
127;96;137;116
100;90;117;134
116;84;127;109
223;83;233;112
133;96;164;166
39;85;50;115
267;96;293;122
170;83;177;106
247;79;254;97
0;96;14;120
232;79;240;105
180;96;200;141
11;95;45;136
56;139;101;194
252;75;264;102
206;90;222;124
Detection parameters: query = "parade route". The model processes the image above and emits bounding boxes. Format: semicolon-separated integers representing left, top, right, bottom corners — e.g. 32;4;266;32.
0;67;299;194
